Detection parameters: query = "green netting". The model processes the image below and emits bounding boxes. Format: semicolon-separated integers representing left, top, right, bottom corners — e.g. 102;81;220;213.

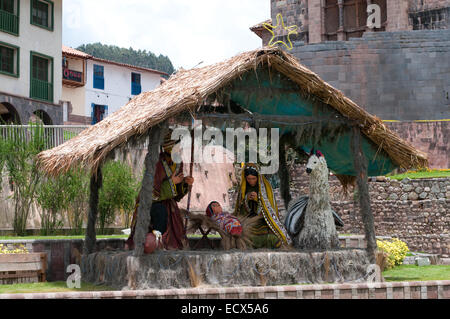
227;68;396;176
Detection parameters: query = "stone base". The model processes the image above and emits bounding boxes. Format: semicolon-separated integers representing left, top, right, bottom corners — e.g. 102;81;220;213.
81;249;372;290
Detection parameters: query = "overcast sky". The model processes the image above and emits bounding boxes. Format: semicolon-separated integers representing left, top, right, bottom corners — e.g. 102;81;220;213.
63;0;270;70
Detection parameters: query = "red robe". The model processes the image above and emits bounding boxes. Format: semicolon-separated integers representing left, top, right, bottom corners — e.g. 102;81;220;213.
126;153;188;250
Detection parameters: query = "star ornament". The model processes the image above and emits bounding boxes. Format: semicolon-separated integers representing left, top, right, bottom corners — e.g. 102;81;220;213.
263;13;298;50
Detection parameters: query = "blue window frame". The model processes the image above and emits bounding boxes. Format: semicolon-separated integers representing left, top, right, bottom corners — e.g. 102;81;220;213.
131;72;141;95
91;103;107;124
93;64;104;90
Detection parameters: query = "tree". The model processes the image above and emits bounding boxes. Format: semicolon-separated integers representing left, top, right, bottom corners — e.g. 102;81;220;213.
97;160;140;234
1;124;47;235
76;43;175;76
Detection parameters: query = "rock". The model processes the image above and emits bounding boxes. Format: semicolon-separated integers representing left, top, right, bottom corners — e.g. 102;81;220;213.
400;194;408;201
419;192;428;200
388;193;398;200
376;176;387;182
424;187;431;192
438;193;445;199
408;192;419;200
415;257;431;266
402;184;413;192
415;187;423;194
431;185;440;194
440;258;450;265
390;181;400;187
401;177;411;183
402;256;415;265
446;192;450;200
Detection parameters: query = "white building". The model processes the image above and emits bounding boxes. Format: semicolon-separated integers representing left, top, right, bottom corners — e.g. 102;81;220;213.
0;0;63;124
62;46;167;125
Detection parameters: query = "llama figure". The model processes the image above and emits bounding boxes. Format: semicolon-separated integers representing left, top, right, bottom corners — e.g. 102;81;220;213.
295;150;340;250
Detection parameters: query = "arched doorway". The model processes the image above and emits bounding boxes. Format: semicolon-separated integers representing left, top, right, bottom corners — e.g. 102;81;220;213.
31;110;53;125
0;102;21;124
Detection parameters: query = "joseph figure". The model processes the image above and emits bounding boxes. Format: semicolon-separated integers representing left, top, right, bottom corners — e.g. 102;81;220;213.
234;164;292;249
126;132;194;250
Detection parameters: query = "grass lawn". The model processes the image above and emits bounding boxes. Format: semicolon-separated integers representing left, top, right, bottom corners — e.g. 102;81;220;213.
0;234;222;241
382;265;450;282
0;234;128;241
388;169;450;181
0;281;115;294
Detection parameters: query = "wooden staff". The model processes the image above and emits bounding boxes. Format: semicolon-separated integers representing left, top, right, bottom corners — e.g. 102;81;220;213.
184;128;195;236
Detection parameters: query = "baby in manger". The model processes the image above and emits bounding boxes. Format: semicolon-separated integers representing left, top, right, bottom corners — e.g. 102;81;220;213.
206;201;243;237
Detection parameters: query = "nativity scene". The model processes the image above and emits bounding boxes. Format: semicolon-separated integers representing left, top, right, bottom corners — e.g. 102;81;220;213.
36;47;427;289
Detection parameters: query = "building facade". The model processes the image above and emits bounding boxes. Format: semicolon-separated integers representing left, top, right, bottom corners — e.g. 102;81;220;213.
0;0;63;124
252;0;450;45
62;46;167;125
251;0;450;168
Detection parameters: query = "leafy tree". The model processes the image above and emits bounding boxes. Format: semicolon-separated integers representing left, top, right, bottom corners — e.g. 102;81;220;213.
65;167;90;235
36;175;66;235
97;160;140;234
1;123;47;235
76;43;175;76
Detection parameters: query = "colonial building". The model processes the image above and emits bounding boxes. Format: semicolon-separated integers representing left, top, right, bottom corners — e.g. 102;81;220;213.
251;0;450;168
61;46;168;125
0;0;63;124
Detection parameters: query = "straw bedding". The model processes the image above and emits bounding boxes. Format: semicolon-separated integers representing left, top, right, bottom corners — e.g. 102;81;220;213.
37;47;427;176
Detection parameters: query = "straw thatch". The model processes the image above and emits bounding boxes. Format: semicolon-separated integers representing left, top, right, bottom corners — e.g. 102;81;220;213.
37;47;427;176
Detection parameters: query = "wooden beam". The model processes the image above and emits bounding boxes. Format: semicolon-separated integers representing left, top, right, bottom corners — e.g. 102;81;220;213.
133;124;167;257
83;166;102;255
351;125;377;264
279;134;292;209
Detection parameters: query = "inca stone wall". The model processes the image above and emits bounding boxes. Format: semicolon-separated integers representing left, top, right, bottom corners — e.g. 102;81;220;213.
265;163;450;257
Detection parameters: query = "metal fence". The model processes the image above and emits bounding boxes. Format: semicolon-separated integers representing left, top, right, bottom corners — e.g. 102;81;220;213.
0;125;90;150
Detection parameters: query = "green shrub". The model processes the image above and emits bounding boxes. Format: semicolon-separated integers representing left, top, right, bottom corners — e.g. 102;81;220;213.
97;161;140;234
377;238;409;270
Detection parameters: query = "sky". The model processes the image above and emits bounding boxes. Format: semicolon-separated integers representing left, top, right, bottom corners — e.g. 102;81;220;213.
63;0;270;70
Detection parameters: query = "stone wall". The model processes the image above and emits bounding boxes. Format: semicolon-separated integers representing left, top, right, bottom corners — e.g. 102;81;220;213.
268;163;450;257
291;30;450;121
0;92;63;125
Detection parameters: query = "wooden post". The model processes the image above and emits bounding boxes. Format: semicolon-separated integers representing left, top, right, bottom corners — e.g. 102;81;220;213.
133;124;167;257
351;125;377;264
83;166;102;255
279;134;291;210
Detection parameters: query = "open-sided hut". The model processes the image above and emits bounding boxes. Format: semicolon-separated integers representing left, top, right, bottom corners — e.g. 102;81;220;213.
37;47;427;267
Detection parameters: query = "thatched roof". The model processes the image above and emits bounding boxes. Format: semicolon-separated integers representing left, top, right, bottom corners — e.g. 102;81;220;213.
37;47;428;176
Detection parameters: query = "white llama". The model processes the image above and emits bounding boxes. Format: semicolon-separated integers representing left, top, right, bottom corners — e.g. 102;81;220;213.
294;150;340;250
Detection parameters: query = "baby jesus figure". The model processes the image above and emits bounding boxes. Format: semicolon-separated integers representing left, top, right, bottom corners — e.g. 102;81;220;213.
206;201;243;237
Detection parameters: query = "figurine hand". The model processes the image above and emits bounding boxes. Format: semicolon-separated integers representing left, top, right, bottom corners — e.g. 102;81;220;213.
184;176;194;185
152;230;162;243
248;192;258;201
171;172;184;184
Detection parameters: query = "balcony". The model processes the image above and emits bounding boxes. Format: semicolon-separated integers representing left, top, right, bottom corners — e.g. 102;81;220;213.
62;67;85;87
0;9;19;35
31;78;53;102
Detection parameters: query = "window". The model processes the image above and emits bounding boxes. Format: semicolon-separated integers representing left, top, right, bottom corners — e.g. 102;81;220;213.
324;0;386;41
131;72;141;95
0;42;19;77
0;0;19;35
1;0;14;13
93;64;104;90
31;0;54;30
30;51;53;102
91;104;108;124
